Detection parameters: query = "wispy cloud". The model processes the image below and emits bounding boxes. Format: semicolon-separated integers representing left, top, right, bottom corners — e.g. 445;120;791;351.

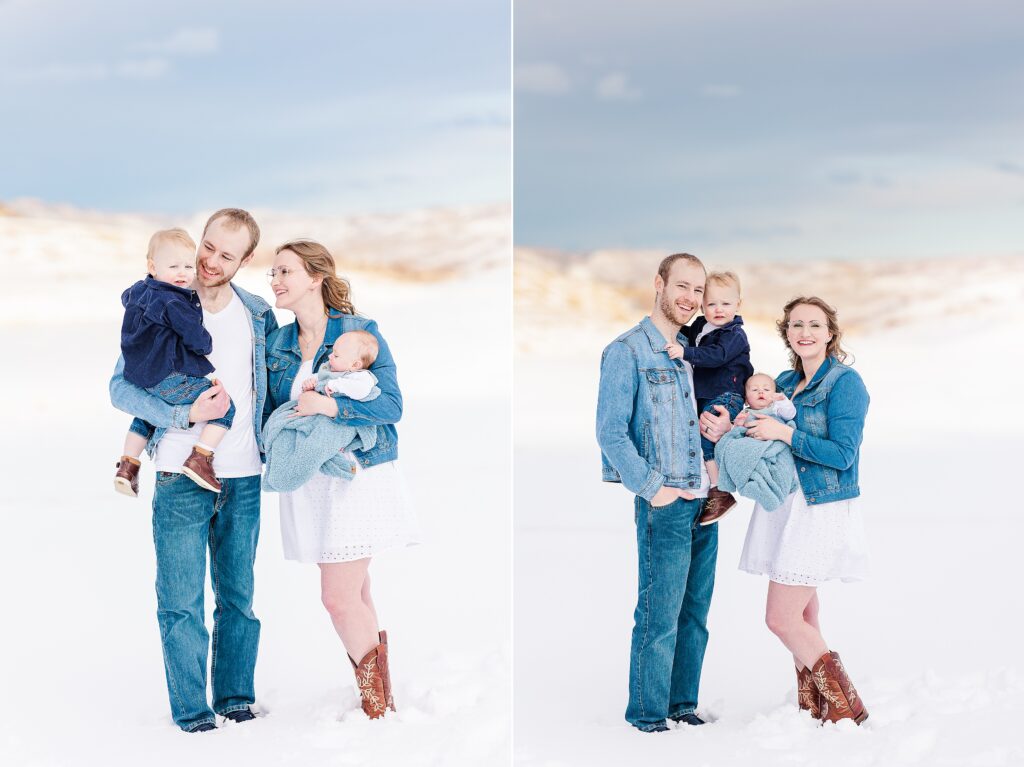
595;72;641;101
132;27;220;56
116;58;171;79
515;62;571;95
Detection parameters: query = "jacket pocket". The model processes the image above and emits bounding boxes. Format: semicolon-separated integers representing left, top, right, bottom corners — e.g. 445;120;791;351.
645;369;676;404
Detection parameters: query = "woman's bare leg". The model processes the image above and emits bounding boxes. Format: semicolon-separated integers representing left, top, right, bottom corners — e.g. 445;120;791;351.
765;581;828;669
793;592;820;670
319;559;380;662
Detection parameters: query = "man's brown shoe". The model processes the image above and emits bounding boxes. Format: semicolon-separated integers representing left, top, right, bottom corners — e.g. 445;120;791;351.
114;457;141;497
181;447;222;493
811;651;868;724
796;664;822;719
350;643;388;719
699;487;737;525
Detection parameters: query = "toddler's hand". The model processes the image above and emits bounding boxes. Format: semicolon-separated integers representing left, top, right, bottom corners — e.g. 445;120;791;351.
665;343;685;360
301;377;317;392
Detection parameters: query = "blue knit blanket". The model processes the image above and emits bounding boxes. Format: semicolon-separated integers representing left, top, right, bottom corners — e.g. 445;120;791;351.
261;403;379;493
714;419;798;511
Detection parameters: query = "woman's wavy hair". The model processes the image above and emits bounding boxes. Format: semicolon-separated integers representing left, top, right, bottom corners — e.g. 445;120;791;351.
274;239;356;317
776;296;850;373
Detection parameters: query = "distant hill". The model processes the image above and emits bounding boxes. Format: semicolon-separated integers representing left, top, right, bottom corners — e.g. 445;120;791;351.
0;200;510;282
515;246;1024;337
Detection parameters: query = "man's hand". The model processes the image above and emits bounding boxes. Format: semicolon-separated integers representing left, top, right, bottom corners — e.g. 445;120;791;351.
287;390;340;419
664;343;685;360
189;383;230;424
698;404;733;443
650;485;697;507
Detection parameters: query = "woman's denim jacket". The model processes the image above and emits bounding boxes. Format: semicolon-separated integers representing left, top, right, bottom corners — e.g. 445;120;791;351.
775;356;869;505
264;313;400;469
597;316;704;501
108;284;278;457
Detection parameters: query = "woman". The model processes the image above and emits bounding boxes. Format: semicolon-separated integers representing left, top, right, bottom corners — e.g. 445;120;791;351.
264;239;417;719
701;296;870;724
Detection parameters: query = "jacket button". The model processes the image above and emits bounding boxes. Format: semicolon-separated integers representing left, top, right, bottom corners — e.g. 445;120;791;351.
809;498;815;503
800;466;806;472
688;481;695;487
689;451;695;457
689;420;695;426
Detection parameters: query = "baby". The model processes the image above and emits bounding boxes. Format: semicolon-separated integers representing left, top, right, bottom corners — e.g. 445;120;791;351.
301;330;380;398
113;228;235;497
712;373;799;512
665;271;754;526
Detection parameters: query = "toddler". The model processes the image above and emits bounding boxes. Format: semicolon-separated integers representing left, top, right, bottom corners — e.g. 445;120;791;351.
113;228;235;497
665;271;753;525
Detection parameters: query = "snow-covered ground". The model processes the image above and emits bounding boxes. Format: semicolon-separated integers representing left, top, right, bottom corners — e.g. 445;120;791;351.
514;283;1024;766
0;259;511;765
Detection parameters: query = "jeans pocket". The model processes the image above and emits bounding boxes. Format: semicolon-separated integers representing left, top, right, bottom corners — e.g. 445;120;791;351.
156;471;184;485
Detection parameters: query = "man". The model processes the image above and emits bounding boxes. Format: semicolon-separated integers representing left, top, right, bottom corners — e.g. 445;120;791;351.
596;252;717;733
109;208;278;733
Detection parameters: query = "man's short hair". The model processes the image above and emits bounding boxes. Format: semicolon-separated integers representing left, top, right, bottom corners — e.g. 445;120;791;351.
147;228;196;261
657;253;706;283
202;208;260;259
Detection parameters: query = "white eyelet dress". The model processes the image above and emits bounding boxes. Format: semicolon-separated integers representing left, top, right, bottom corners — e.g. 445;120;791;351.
278;361;419;563
738;468;869;586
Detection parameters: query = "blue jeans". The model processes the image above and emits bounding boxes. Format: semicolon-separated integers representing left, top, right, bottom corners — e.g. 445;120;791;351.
152;472;261;731
698;392;745;461
627;496;718;731
130;373;236;441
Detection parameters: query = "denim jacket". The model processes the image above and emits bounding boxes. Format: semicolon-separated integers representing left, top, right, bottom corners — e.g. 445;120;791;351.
109;284;278;457
264;313;400;469
775;356;869;505
597;316;703;501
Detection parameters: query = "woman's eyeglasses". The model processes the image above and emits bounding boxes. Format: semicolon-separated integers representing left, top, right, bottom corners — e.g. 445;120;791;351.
266;267;298;282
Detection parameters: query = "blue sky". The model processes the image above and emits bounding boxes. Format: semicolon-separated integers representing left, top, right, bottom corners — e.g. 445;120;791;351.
0;0;509;215
515;0;1024;260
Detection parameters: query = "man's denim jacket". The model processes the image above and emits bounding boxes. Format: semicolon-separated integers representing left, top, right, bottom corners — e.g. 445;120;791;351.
597;316;704;501
264;313;401;469
775;356;869;505
109;284;278;457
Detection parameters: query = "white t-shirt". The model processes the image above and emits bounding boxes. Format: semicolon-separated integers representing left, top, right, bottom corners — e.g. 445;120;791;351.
155;290;262;478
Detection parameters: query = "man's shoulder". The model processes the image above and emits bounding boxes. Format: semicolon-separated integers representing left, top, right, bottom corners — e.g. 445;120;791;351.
231;283;272;316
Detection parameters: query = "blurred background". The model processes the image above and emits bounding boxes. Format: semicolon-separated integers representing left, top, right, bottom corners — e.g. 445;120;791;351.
0;2;511;765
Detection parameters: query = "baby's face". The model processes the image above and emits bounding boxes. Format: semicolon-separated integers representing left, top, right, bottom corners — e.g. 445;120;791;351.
702;283;740;327
745;375;776;410
149;242;196;289
328;335;364;372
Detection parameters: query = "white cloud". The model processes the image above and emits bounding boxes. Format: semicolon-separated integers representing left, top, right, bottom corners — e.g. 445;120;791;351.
595;72;641;101
515;62;570;95
10;62;109;82
701;83;742;99
116;58;171;79
134;27;219;56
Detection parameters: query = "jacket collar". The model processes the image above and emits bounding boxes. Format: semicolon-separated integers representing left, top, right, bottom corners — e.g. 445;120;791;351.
231;283;271;318
640;315;687;354
793;355;839;394
144;274;196;300
275;311;355;356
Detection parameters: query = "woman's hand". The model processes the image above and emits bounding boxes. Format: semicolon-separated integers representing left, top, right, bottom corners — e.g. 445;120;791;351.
698;404;733;443
744;413;794;444
288;390;340;418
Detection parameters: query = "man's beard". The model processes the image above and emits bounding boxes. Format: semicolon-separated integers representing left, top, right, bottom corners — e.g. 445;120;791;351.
197;261;232;288
659;292;694;327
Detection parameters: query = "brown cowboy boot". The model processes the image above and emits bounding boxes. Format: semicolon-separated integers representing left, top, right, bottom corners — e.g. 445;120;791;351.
377;631;396;712
796;664;822;719
699;487;737;525
181;446;222;493
114;456;141;497
350;642;388;719
810;651;869;724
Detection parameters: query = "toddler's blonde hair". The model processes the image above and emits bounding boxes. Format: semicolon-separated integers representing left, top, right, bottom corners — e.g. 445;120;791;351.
146;228;196;262
706;270;741;294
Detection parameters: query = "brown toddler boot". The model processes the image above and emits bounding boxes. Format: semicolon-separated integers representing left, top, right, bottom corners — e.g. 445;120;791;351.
811;651;869;724
350;641;388;719
796;664;822;719
182;446;222;493
377;630;396;713
114;456;141;497
699;487;737;525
